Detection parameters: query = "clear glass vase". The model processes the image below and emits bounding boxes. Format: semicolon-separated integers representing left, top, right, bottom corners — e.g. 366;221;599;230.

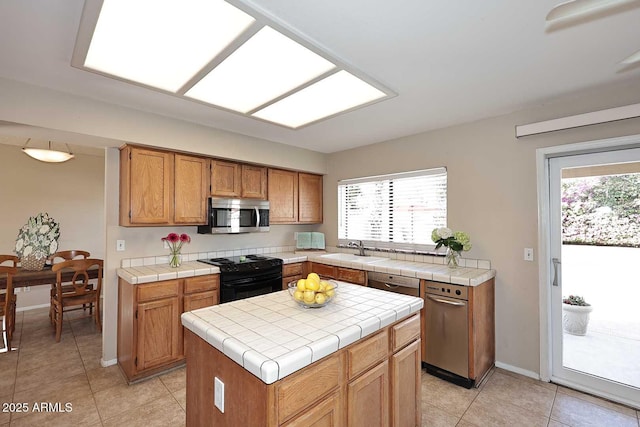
445;247;460;269
169;250;181;268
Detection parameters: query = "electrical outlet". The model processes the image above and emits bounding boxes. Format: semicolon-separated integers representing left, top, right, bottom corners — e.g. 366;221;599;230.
524;248;534;261
214;377;224;413
116;240;126;251
24;286;30;292
163;240;169;249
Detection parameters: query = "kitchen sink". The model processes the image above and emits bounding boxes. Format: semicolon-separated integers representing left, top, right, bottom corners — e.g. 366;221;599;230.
319;253;388;263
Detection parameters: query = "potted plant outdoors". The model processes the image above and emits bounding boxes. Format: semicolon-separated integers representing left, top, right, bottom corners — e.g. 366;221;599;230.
431;227;472;268
562;295;593;336
15;212;60;271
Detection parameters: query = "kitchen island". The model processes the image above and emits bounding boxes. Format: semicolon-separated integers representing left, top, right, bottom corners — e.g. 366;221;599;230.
181;282;424;426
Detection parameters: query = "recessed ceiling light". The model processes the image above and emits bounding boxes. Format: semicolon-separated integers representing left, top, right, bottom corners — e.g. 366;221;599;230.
252;71;387;128
84;0;255;92
185;26;336;113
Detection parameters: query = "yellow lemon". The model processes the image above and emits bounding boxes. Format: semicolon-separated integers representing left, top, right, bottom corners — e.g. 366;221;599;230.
296;279;307;291
307;272;320;283
324;283;334;291
325;289;335;298
303;290;316;303
318;282;326;292
314;293;326;305
293;290;304;301
306;279;320;291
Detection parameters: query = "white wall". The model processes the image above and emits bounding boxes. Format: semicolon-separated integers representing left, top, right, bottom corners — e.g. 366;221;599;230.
0;143;105;308
320;79;640;375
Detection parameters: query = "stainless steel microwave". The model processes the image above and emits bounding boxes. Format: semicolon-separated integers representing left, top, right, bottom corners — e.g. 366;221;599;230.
197;198;270;234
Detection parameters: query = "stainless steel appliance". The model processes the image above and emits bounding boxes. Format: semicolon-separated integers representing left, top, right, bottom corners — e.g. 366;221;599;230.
197;198;269;234
424;282;473;388
367;271;420;297
198;255;282;303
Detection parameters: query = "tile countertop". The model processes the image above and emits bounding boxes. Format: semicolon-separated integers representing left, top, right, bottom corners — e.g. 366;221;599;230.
181;281;423;384
116;261;220;285
275;252;496;287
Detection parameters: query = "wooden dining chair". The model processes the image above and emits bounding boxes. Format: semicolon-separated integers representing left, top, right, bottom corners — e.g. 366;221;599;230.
0;255;19;352
48;250;91;323
51;258;102;342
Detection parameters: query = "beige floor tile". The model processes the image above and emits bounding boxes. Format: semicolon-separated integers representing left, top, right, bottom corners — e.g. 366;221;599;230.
551;392;639;427
0;372;15;396
0;395;12;425
495;368;558;392
102;394;185;427
11;373;92;421
557;385;638;418
9;395;102;427
93;377;172;420
158;366;186;393
86;364;126;393
0;351;18;371
16;345;81;373
420;402;460;427
421;373;479;417
461;392;549;427
172;388;187;411
548;420;571;427
481;370;557;417
14;353;86;393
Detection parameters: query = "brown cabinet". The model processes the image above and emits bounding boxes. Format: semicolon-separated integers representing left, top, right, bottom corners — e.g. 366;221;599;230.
118;274;219;383
308;262;367;285
282;262;305;290
268;169;323;224
211;160;267;199
185;312;421;426
120;146;207;226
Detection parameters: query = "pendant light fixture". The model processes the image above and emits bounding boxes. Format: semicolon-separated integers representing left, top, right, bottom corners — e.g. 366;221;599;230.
22;138;75;163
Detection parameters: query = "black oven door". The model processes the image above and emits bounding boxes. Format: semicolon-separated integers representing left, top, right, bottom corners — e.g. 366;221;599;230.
220;270;282;303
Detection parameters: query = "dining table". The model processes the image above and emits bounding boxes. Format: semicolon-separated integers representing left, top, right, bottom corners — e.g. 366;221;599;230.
0;264;101;290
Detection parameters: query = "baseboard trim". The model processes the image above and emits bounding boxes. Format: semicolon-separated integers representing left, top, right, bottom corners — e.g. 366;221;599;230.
495;361;540;380
101;358;117;367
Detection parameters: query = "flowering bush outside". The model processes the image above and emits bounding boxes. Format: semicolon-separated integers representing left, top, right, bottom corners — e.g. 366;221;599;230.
562;174;640;247
15;212;60;259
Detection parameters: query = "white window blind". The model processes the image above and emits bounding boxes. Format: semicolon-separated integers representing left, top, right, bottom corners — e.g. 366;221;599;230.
338;168;447;251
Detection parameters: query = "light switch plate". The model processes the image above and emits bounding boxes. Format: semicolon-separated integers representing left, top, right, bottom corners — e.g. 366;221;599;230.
214;377;224;413
524;248;534;261
116;240;125;251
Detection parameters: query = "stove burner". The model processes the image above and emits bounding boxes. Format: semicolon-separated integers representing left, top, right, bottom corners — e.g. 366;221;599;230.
245;254;267;260
208;257;234;264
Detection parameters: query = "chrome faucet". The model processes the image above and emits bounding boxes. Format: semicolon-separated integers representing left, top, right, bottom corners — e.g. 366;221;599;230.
348;240;366;256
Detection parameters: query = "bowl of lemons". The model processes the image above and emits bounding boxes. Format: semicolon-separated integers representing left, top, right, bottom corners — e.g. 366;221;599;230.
288;272;338;308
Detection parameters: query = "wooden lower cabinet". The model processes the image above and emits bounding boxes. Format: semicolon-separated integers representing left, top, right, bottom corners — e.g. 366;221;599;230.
118;274;219;383
308;262;367;286
282;262;306;290
184;313;421;426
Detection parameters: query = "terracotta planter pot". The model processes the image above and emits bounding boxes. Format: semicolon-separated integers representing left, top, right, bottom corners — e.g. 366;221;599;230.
562;303;593;336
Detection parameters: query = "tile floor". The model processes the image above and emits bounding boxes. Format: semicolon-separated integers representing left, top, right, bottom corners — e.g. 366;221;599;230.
0;307;638;426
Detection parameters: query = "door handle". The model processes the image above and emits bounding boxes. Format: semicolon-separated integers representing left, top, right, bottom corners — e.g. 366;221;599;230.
426;295;466;306
384;283;399;289
255;207;260;227
552;258;561;287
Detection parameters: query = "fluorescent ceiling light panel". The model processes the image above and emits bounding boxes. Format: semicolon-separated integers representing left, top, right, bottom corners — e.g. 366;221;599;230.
186;26;336;113
84;0;255;92
252;70;387;128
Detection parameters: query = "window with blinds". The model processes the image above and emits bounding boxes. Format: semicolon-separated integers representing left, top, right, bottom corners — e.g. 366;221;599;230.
338;168;447;251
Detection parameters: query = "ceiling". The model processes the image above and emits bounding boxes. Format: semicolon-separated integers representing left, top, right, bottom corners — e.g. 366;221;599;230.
1;0;640;154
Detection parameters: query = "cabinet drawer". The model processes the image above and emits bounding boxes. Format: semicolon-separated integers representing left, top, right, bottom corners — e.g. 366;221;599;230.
137;280;180;302
277;353;340;424
391;314;420;352
310;263;336;279
184;290;219;312
283;263;303;277
347;329;388;379
184;275;219;294
336;268;366;285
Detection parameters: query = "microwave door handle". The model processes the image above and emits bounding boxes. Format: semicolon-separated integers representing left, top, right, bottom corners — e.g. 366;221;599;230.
255;207;260;227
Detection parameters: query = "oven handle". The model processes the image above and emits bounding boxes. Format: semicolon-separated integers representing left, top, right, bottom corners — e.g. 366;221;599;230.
426;294;466;306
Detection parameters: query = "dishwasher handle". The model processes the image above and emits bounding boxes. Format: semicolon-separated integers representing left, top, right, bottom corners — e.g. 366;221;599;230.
426;294;466;307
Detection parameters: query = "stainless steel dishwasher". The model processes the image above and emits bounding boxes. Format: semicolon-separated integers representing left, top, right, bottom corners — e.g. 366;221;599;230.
424;282;473;388
367;271;420;297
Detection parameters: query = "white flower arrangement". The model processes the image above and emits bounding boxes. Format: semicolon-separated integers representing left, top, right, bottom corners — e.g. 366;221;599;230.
15;213;60;259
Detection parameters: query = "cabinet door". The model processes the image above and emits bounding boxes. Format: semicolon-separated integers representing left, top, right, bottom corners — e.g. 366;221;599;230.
241;165;267;199
336;267;366;285
390;340;421;427
137;297;181;371
211;160;241;197
309;263;336;279
174;154;208;224
121;146;173;225
347;360;389;427
282;392;341;427
184;290;219;312
298;173;323;223
268;169;298;223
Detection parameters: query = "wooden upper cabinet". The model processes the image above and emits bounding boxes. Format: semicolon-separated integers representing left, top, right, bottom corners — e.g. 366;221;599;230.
211;160;241;197
174;154;208;224
120;146;173;225
298;172;323;223
268;169;299;223
241;164;267;199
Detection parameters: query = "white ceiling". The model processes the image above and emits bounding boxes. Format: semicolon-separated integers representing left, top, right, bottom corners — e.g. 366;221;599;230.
1;0;640;154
